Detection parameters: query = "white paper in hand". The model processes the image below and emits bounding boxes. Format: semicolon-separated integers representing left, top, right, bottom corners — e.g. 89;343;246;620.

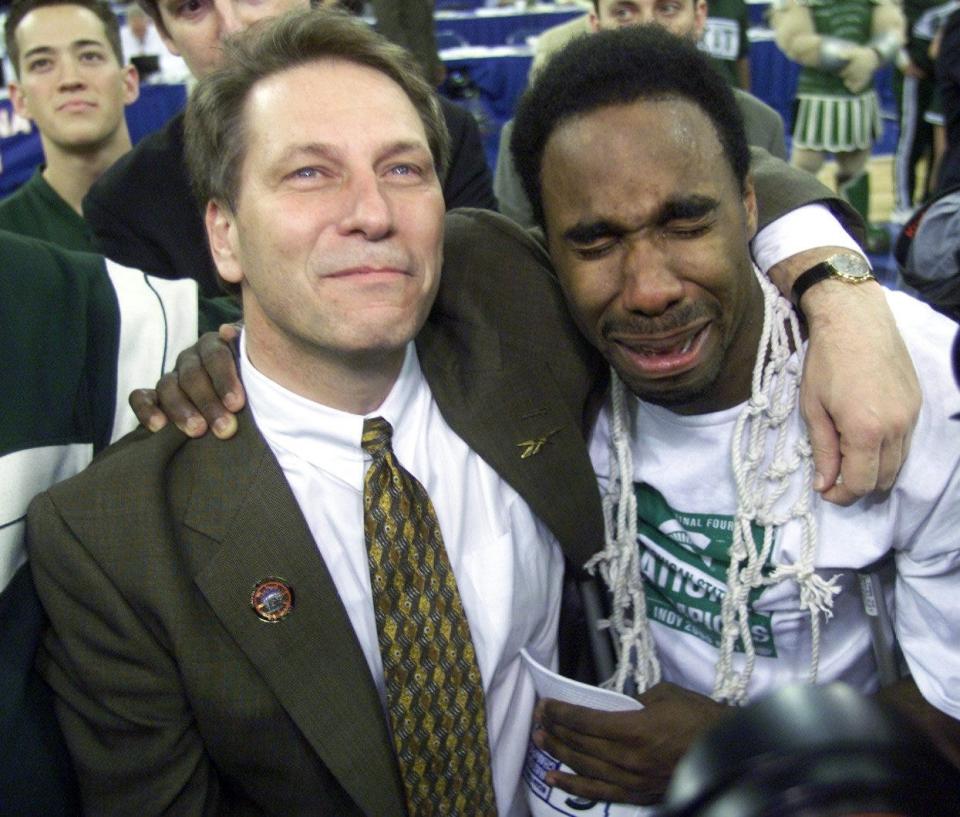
520;649;658;817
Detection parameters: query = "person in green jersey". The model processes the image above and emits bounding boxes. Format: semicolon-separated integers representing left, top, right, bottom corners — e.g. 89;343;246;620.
0;228;238;815
700;0;751;88
0;0;139;250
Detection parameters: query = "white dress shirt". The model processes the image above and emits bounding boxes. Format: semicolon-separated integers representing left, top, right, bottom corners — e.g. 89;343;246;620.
751;203;866;270
242;335;564;817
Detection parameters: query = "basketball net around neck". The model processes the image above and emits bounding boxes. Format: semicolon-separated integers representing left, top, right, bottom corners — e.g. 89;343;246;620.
586;266;840;705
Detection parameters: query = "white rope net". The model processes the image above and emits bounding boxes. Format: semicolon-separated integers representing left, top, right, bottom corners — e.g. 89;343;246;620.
587;267;840;704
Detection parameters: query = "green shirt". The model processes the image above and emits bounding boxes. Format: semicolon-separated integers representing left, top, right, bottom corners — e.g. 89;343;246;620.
0;167;94;252
701;0;749;87
796;0;877;97
0;229;238;815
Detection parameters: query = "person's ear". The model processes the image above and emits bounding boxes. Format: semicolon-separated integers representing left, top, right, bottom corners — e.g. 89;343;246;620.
742;174;758;239
121;63;140;105
9;81;30;119
206;199;244;286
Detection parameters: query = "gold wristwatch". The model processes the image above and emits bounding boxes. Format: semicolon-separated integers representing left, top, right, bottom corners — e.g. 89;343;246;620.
792;253;876;312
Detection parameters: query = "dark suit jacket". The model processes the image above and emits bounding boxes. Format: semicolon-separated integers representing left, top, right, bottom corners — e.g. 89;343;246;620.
733;88;788;161
27;210;603;816
83;101;496;299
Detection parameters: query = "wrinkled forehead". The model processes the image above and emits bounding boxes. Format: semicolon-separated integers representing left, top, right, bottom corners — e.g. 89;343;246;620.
242;58;428;141
231;58;435;200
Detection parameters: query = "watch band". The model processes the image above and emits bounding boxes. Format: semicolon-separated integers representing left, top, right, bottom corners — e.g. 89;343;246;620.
791;261;835;306
792;255;876;312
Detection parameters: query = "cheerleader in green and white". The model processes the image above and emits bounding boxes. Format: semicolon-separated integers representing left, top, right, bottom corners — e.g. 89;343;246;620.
772;0;904;234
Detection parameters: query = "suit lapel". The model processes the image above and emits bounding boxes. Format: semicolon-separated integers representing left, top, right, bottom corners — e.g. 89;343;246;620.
186;414;407;817
417;324;604;570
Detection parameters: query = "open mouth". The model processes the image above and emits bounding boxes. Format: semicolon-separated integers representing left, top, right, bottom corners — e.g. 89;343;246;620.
613;323;710;377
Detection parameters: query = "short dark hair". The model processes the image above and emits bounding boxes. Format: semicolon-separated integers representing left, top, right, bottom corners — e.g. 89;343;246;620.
4;0;124;77
185;7;449;213
511;24;750;228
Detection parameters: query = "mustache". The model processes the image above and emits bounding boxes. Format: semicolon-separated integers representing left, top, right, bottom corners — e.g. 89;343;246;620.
600;302;719;339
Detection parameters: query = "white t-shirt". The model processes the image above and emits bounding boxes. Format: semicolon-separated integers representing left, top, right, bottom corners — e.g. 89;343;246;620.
589;291;960;718
242;337;565;817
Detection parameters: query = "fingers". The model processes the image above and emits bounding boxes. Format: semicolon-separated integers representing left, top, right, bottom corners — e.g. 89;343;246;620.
532;707;667;805
875;424;911;493
539;699;635;740
537;708;625;762
154;369;211;438
806;410;910;506
197;329;245;414
824;428;908;505
129;388;168;433
797;282;919;506
801;397;841;495
813;407;882;506
218;321;240;342
150;331;245;440
532;726;655;805
541;767;654;807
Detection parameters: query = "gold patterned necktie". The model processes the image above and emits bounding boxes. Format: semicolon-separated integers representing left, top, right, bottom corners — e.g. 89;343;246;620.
361;416;498;816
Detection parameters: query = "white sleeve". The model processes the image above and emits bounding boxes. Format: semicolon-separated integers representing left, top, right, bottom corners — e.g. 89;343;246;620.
886;293;960;720
105;260;199;443
895;503;960;720
750;203;868;274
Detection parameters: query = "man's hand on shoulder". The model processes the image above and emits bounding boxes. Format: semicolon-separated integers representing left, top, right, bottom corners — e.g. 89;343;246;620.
770;248;920;505
130;323;245;439
532;682;728;806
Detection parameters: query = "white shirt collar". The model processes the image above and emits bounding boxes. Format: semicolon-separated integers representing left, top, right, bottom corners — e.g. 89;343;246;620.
240;331;426;486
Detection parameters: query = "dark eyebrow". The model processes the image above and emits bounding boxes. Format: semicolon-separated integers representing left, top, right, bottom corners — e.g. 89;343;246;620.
24;39;106;60
72;39;108;50
655;195;719;225
563;220;621;245
23;45;55;60
562;195;720;244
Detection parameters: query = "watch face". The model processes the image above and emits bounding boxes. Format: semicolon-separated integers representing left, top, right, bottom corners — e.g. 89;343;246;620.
829;253;873;282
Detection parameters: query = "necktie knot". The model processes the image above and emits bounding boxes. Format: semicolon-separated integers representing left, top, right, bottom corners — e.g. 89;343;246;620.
361;416;393;458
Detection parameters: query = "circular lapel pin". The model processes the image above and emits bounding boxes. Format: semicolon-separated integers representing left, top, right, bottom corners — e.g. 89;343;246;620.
251;578;294;622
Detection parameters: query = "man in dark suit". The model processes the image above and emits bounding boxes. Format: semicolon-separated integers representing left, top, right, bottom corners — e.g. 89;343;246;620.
32;12;600;814
29;10;919;817
82;1;495;297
